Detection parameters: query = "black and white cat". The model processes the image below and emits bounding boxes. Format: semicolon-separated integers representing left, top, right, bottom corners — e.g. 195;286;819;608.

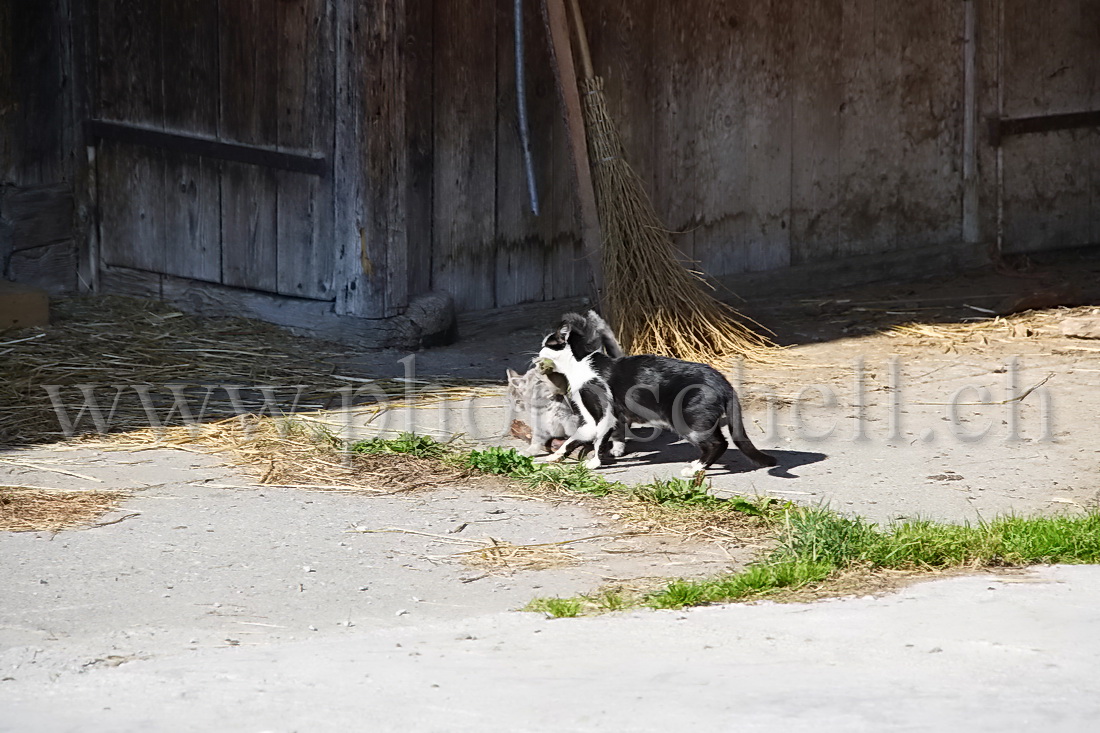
506;311;624;456
537;319;776;474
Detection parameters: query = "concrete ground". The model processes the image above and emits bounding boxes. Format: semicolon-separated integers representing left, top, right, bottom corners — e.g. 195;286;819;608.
3;258;1100;731
2;446;1100;732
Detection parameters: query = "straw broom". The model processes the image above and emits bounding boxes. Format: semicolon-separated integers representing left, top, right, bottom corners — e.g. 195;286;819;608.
565;0;775;363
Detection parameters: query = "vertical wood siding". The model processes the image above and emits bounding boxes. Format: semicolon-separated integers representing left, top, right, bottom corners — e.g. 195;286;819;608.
75;0;1099;319
999;0;1099;254
94;0;335;299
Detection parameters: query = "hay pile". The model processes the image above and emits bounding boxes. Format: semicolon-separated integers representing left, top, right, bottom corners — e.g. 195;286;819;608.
89;415;479;495
0;296;495;446
458;537;582;571
0;486;127;532
890;306;1098;351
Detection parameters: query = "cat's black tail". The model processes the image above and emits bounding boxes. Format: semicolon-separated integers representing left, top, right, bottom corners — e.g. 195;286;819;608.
725;394;777;468
585;310;625;359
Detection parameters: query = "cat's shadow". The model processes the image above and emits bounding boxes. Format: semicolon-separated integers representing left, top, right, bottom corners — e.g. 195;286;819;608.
609;432;826;479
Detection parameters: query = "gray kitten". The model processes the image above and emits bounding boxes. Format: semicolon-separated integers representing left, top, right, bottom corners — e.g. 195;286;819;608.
507;367;580;454
506;310;623;455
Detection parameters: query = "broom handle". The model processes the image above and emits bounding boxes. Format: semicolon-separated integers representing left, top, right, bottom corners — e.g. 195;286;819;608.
566;0;595;81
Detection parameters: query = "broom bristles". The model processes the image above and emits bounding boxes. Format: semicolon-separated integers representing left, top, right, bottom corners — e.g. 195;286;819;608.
580;77;777;364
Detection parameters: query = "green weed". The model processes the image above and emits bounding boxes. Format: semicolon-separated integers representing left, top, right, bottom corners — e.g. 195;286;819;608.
350;432;448;459
526;597;584;618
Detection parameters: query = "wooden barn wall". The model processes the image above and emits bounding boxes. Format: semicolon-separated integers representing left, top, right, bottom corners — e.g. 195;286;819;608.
417;0;970;313
0;0;81;294
419;0;587;314
579;0;967;273
992;0;1100;254
4;0;1095;325
93;0;336;301
421;0;1098;314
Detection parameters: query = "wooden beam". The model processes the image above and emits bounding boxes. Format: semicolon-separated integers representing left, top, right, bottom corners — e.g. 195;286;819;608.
987;110;1100;147
99;264;422;348
84;119;328;176
539;0;603;306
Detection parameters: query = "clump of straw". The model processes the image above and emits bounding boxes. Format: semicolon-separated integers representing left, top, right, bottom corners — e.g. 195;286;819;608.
0;486;127;532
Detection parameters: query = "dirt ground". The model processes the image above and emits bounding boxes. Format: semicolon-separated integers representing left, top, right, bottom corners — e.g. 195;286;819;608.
2;247;1100;731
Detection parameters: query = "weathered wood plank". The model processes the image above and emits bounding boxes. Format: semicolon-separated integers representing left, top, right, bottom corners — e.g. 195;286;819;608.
689;0;752;277
97;0;162;126
432;0;497;312
405;0;435;301
7;240;78;295
335;0;407;318
67;0;101;293
789;0;842;265
219;0;279;292
1089;0;1100;246
494;0;550;308
740;0;793;275
5;0;68;184
589;0;656;198
377;0;408;315
275;0;334;300
895;0;963;252
100;264;418;348
0;183;74;252
84;120;327;175
161;0;220;283
651;0;701;264
975;0;1002;254
0;0;13;182
96;0;166;274
1000;1;1095;253
829;0;903;259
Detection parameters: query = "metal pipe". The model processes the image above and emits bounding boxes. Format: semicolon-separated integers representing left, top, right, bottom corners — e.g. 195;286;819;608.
515;0;541;216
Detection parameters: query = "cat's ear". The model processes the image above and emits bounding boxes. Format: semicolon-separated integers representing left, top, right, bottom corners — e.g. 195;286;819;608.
557;323;571;341
506;368;520;378
506;369;523;387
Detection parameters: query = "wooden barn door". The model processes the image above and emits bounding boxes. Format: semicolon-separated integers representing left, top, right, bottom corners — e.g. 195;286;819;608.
991;1;1100;254
89;0;335;301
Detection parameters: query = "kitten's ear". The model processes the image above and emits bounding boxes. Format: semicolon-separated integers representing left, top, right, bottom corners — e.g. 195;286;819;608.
506;369;520;378
557;323;571;341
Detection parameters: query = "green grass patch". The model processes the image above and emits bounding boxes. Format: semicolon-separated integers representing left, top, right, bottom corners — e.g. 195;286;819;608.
350;432;449;460
633;508;1100;613
647;560;835;609
348;435;784;516
525;597;584;618
346;433;1100;616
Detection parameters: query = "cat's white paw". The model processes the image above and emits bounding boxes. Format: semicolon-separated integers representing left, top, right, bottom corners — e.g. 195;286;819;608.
540;453;564;464
680;462;705;477
610;441;626;458
584;455;603;470
524;444;547;457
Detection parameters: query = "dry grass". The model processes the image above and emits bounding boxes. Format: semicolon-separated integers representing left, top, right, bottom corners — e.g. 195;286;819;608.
0;295;496;447
458;537;582;572
0;486;128;532
84;416;485;496
890;306;1098;351
580;76;778;365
